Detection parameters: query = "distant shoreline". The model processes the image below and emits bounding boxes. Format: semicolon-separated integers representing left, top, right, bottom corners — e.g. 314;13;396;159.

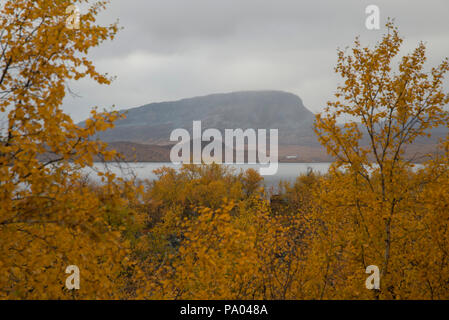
96;160;334;165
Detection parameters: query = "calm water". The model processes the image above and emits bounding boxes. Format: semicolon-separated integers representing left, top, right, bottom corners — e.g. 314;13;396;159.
86;162;332;189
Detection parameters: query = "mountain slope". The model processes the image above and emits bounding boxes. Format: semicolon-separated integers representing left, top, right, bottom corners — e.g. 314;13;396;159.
94;90;318;146
86;91;447;162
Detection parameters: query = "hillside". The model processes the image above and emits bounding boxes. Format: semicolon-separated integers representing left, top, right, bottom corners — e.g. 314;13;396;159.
93;91;318;146
84;90;446;162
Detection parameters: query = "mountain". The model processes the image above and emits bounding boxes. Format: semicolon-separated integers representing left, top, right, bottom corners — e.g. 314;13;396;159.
93;90;318;147
85;90;446;163
105;141;171;162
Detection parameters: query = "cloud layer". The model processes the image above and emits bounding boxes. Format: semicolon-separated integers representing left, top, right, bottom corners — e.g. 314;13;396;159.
63;0;449;122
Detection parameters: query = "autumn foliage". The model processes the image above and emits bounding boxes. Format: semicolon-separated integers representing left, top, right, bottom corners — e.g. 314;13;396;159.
0;0;132;299
1;1;449;300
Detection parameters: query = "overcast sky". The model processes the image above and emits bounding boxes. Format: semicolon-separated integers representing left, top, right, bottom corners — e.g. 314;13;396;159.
63;0;449;122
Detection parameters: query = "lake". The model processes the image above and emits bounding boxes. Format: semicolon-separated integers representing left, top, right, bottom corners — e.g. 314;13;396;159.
87;162;332;190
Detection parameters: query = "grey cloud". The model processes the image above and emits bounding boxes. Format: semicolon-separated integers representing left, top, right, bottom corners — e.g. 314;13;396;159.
64;0;449;122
